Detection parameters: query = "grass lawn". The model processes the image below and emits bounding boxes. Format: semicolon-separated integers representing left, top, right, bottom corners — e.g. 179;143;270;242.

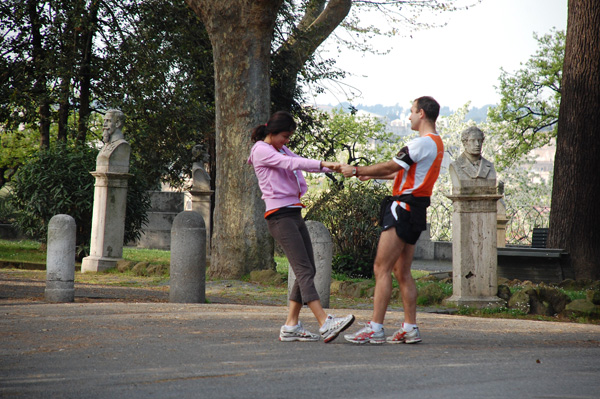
0;239;170;266
1;239;597;324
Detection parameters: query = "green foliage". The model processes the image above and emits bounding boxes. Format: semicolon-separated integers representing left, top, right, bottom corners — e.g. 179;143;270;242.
487;29;564;168
1;0;215;191
123;166;152;245
0;127;38;189
415;281;452;306
98;0;215;189
7;144;150;256
0;194;16;224
305;181;389;278
291;107;397;167
8;144;96;246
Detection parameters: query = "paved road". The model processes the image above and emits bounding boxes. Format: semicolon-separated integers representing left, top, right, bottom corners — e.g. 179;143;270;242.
1;302;599;399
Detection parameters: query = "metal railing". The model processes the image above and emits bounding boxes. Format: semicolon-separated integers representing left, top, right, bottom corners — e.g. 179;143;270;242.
428;202;551;246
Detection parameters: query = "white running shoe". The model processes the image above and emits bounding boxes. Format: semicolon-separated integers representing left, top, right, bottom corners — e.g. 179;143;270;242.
279;321;320;342
386;326;422;344
344;322;386;344
319;314;355;343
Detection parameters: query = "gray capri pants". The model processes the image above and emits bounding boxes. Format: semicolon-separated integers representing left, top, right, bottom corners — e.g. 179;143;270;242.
266;209;320;304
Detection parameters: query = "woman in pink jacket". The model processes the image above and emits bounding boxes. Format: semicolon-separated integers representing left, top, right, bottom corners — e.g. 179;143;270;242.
248;111;355;343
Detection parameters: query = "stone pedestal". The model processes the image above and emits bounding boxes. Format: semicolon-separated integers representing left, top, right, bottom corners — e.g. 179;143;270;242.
445;194;503;308
496;195;509;248
445;147;503;308
81;171;131;273
189;164;213;255
170;211;206;303
497;215;509;248
45;215;76;302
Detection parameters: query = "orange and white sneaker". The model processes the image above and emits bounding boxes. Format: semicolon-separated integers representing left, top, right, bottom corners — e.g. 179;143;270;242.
344;322;385;344
387;326;422;344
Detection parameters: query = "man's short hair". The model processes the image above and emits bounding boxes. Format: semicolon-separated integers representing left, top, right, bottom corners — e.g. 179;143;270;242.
461;126;485;142
415;96;440;122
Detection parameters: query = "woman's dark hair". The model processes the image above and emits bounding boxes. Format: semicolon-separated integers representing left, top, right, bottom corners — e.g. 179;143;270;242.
251;111;297;142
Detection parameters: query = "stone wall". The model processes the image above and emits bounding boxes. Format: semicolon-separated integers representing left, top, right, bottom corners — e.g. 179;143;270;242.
136;191;184;250
413;224;452;261
0;224;24;240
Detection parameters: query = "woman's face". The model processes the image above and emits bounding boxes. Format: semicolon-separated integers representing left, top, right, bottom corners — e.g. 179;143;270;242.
266;130;293;150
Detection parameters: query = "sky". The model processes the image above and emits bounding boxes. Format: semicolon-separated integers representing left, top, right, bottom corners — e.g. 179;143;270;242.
308;0;568;110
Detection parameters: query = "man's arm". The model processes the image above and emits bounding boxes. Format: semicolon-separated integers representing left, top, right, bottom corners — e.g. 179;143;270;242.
340;160;402;178
357;172;397;181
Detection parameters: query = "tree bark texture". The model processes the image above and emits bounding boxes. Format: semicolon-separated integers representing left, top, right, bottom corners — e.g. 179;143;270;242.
28;0;51;148
76;0;100;144
186;0;283;278
549;0;600;279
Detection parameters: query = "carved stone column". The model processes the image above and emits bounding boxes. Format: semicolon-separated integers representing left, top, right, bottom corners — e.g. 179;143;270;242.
81;171;131;272
445;194;503;308
189;163;213;256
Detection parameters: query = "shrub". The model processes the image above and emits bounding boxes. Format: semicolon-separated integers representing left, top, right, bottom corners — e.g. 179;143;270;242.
305;181;389;278
0;195;16;224
8;144;151;257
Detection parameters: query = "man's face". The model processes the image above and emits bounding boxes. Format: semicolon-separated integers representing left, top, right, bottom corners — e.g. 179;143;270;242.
102;113;114;143
464;131;484;157
408;101;422;131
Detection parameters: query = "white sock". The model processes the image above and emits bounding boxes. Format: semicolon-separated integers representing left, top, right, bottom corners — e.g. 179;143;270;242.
370;322;383;332
403;323;417;332
283;324;299;331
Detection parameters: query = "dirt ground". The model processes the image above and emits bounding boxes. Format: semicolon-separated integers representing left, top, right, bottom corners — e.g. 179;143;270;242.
0;269;291;306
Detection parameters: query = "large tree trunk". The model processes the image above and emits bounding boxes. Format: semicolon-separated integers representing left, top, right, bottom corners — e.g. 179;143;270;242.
186;0;283;278
548;0;600;280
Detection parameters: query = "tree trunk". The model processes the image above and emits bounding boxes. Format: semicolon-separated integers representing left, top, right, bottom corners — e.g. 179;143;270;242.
548;0;600;280
186;0;283;278
28;0;51;148
57;3;77;143
76;0;100;144
57;79;70;142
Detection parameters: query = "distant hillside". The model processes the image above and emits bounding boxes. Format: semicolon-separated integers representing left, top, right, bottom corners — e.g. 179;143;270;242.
323;102;493;123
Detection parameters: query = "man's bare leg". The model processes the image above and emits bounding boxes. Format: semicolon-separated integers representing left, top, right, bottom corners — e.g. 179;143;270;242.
371;229;406;324
392;243;417;325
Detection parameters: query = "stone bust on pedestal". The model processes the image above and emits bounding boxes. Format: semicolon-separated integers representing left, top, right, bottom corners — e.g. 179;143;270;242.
96;109;130;173
449;126;496;195
445;125;502;308
81;109;132;273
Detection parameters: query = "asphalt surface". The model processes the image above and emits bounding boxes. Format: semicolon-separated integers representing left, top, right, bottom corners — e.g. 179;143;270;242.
1;301;599;399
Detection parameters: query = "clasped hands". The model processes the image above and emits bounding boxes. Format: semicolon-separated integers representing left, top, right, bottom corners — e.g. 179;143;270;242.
321;161;363;179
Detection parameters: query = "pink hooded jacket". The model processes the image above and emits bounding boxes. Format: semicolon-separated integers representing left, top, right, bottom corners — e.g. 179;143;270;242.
247;141;331;212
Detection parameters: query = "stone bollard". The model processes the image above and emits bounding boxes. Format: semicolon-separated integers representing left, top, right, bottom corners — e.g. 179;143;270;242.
170;211;206;303
288;221;332;308
45;215;76;302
